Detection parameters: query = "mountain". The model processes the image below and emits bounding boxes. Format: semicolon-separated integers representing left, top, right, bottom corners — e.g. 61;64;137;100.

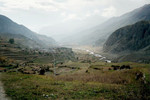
103;21;150;63
103;21;150;53
39;14;106;43
69;4;150;46
95;4;150;46
0;33;43;48
0;14;57;48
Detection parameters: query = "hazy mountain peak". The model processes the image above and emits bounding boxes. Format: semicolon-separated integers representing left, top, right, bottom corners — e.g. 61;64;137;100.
0;14;57;48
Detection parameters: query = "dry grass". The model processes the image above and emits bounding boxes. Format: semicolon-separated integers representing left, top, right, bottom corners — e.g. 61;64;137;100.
1;62;150;100
55;69;136;84
1;72;127;100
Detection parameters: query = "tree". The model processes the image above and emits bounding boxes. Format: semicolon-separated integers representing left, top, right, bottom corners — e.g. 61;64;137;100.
9;38;14;44
39;68;45;75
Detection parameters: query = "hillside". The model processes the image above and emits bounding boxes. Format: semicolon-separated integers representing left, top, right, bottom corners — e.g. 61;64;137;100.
0;14;57;48
103;21;150;62
66;4;150;46
1;36;150;99
0;33;44;48
0;37;75;64
94;4;150;46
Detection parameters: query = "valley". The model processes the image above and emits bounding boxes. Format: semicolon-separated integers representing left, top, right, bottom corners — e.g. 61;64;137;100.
0;37;150;100
0;2;150;100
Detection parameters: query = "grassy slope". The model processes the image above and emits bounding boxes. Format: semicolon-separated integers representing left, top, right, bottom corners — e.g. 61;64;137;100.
0;40;150;100
1;62;150;100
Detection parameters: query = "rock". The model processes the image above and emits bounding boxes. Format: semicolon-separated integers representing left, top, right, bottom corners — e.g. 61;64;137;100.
136;72;147;84
111;65;120;70
120;65;131;70
136;72;144;80
39;69;45;75
85;70;89;73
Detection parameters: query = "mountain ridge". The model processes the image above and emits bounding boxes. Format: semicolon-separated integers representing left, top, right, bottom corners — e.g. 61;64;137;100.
67;4;150;46
0;14;57;48
103;20;150;62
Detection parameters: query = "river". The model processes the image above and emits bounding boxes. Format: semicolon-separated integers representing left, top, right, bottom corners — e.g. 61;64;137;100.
75;48;111;63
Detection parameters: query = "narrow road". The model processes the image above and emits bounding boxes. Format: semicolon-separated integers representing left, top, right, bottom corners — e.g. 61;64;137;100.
0;73;10;100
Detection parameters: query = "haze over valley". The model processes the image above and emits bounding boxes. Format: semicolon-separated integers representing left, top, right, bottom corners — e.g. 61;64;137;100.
0;0;150;100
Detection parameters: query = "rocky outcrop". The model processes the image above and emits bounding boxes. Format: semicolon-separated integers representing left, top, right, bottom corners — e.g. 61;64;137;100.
104;21;150;53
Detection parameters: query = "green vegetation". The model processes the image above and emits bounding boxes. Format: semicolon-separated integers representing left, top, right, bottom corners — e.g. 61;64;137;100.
0;36;150;100
0;4;150;100
1;62;150;100
9;38;14;44
103;21;150;63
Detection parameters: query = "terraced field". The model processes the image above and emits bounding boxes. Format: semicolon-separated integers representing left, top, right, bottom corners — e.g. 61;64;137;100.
0;38;150;100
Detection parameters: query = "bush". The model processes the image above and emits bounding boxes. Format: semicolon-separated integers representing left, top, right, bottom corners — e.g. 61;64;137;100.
9;38;15;44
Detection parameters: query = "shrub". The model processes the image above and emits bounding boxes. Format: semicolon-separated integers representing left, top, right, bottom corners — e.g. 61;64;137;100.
9;38;15;44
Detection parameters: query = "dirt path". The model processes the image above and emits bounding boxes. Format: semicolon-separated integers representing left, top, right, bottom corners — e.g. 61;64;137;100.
0;73;10;100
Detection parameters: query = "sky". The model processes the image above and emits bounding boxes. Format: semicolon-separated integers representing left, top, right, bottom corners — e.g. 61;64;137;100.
0;0;150;40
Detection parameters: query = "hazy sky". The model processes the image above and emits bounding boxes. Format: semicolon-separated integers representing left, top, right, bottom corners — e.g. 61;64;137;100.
0;0;150;39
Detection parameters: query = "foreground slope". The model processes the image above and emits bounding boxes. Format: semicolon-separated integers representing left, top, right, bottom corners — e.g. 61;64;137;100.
1;62;150;100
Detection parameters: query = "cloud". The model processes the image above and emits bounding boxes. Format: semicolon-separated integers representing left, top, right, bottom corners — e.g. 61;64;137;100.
0;0;107;13
0;0;63;12
64;14;78;20
1;0;148;18
0;0;150;33
102;6;116;18
93;9;100;15
61;12;67;17
0;0;149;14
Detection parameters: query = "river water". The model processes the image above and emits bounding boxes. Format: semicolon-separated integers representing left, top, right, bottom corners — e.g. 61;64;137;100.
76;48;111;63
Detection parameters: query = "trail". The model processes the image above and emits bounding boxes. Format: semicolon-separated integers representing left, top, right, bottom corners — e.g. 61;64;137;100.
0;73;10;100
